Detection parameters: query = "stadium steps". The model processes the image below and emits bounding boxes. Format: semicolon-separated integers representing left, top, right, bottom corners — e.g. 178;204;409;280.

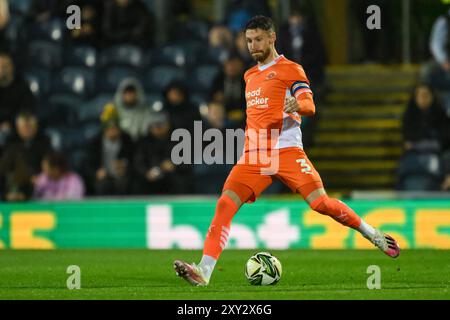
307;64;419;194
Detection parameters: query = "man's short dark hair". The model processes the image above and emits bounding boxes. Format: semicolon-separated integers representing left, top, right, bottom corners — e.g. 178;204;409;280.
245;15;275;33
16;110;37;121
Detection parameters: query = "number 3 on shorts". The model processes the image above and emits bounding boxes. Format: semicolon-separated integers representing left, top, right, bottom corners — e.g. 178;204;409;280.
296;158;312;174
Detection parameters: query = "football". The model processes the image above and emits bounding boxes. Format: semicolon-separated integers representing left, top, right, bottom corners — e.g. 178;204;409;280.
245;252;282;285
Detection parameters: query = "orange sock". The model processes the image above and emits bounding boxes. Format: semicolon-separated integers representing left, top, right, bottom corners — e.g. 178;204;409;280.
203;194;239;259
310;195;361;229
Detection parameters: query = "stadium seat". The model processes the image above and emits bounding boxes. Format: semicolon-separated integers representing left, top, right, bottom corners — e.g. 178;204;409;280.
8;0;31;15
28;19;65;43
189;65;221;93
145;66;186;92
99;66;142;92
397;151;443;191
52;67;97;98
24;68;51;98
77;94;112;123
27;41;63;69
82;121;102;141
142;0;155;13
66;46;98;68
172;20;209;43
47;123;99;152
152;44;194;67
41;94;82;127
4;14;25;43
190;93;208;107
45;127;64;151
202;47;230;65
147;93;164;109
68;148;88;175
99;45;146;68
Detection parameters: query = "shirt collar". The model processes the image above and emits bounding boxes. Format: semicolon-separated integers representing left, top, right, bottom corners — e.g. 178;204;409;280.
258;54;284;71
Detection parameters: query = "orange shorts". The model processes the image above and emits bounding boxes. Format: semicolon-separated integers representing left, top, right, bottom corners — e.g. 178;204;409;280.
223;147;323;203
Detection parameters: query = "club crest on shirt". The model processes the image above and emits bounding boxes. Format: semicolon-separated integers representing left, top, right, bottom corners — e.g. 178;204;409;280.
266;71;277;80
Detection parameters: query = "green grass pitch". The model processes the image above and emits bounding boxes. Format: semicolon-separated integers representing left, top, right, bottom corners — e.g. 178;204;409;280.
0;249;449;300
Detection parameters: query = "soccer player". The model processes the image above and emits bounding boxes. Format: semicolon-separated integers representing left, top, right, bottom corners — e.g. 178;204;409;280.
174;16;400;286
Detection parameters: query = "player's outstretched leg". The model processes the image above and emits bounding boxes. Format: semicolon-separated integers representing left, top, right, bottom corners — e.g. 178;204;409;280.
309;193;400;258
174;189;245;286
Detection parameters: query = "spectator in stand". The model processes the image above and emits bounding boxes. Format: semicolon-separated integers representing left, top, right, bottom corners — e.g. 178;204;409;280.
87;104;134;195
102;0;154;48
209;53;246;129
421;6;450;111
0;52;36;146
0;112;52;201
28;0;65;23
442;151;450;191
163;81;201;133
225;0;272;33
209;25;234;53
194;102;233;194
33;151;85;200
65;0;103;47
234;30;254;69
402;84;450;154
103;78;153;142
277;6;327;97
134;111;191;194
0;0;9;49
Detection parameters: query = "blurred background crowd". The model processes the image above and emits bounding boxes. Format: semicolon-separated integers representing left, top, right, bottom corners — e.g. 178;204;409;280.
0;0;450;201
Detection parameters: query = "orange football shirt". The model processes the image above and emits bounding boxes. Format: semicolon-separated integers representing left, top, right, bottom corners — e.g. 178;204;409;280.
243;55;313;153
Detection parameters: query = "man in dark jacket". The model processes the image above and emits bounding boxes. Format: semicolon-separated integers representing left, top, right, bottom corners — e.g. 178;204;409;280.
134;111;192;194
277;7;327;95
163;81;201;133
87;106;134;195
0;111;52;201
102;0;153;47
0;52;36;145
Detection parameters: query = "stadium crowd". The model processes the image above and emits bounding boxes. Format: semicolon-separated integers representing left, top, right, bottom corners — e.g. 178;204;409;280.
1;0;450;200
398;6;450;192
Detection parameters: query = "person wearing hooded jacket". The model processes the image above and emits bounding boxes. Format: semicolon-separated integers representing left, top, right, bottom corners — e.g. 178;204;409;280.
103;78;153;142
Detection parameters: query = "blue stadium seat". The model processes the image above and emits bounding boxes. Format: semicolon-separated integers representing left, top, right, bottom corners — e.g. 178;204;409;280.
40;94;82;127
8;0;31;15
69;148;88;174
397;152;444;191
99;66;142;92
147;93;164;109
190;93;208;107
145;66;186;92
28;19;65;43
47;124;99;152
142;0;155;13
4;14;25;43
82;122;102;141
77;94;112;123
45;127;64;151
203;47;230;64
152;44;194;68
28;41;63;69
24;68;51;98
66;46;98;68
189;65;221;93
52;67;97;98
172;20;209;43
99;45;146;68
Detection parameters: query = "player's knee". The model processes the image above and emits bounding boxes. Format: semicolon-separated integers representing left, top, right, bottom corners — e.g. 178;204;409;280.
309;195;330;215
216;193;239;213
